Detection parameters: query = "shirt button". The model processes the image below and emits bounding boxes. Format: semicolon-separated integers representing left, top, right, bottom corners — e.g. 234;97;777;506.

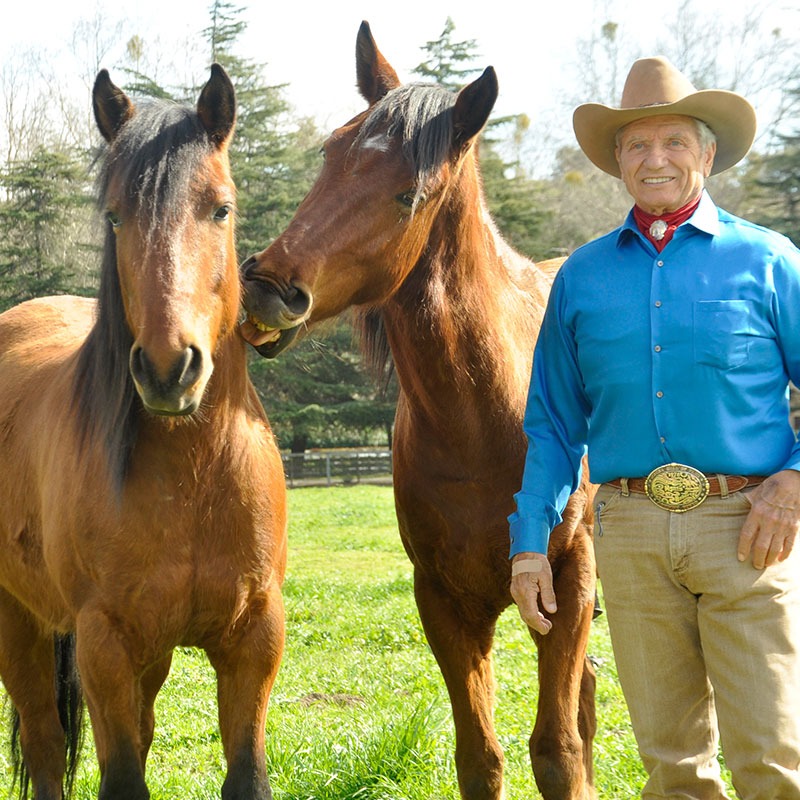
660;437;666;443
655;300;662;308
657;260;664;267
656;391;664;398
654;345;662;352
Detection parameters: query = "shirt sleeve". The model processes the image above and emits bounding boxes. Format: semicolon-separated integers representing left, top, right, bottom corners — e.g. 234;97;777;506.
509;269;592;556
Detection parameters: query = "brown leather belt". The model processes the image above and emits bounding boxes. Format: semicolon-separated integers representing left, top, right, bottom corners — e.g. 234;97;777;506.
608;474;765;495
606;463;765;512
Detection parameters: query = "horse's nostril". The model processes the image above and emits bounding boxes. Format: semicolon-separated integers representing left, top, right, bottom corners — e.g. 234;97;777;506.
178;346;203;389
129;345;147;386
129;345;204;394
285;284;312;317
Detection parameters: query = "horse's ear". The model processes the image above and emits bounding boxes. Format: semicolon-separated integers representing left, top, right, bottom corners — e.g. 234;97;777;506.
93;70;135;143
356;20;401;106
197;63;236;148
452;67;498;152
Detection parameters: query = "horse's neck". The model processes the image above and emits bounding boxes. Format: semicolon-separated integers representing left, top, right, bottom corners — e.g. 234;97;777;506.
385;212;546;445
200;334;260;423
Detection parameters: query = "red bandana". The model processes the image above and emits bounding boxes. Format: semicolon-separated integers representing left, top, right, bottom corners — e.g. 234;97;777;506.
633;196;702;251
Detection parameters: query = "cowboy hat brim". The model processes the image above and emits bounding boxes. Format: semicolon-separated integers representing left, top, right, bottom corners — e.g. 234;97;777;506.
573;90;757;178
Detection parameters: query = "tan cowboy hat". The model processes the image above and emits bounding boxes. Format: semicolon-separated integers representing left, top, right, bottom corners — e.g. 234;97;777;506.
572;56;757;178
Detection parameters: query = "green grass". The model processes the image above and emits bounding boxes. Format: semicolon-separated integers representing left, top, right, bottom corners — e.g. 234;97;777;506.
3;484;719;798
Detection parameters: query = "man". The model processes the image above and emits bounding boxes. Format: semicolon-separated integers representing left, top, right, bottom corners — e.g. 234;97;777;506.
509;56;800;799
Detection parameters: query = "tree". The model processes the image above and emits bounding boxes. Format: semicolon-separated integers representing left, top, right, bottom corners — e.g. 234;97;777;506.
247;315;398;452
478;140;557;260
0;147;93;311
204;0;320;258
751;128;800;245
412;17;482;91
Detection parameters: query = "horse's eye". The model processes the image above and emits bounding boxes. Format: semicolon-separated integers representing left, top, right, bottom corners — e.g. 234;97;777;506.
213;205;232;222
106;211;121;230
396;191;416;209
396;189;427;215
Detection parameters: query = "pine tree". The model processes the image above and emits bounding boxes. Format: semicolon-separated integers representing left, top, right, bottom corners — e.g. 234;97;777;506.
0;147;92;311
412;17;482;91
247;316;397;452
754;124;800;246
204;0;319;259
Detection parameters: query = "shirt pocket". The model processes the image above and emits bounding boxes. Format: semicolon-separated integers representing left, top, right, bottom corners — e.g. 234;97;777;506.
693;300;754;370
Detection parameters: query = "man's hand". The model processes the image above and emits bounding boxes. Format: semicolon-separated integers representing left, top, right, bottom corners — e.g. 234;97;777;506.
738;469;800;568
510;552;556;635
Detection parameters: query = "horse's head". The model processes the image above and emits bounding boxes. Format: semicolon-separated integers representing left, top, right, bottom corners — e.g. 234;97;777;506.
92;65;238;415
240;20;498;358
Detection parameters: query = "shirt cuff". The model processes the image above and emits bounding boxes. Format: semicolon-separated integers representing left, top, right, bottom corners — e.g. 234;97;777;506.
508;511;550;557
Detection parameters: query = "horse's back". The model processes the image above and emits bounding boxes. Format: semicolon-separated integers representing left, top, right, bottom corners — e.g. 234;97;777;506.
0;295;95;364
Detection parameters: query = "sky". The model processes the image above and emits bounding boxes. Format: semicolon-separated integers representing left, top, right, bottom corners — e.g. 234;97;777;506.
2;0;798;163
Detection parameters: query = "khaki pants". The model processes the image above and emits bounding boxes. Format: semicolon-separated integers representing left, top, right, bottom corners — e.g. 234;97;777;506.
594;484;800;800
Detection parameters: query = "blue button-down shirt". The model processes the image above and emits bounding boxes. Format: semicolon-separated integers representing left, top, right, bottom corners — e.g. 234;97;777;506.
509;192;800;556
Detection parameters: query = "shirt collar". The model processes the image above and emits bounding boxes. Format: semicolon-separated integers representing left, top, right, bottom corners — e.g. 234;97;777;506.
618;190;719;246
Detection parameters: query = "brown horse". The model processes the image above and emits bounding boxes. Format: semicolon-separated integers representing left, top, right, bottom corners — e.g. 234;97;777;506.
240;21;597;800
0;65;286;800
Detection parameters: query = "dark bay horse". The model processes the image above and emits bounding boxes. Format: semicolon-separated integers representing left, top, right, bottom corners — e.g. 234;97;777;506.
0;65;286;800
239;22;597;800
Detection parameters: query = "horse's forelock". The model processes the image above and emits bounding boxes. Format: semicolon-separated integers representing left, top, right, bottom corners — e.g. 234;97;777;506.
355;83;455;202
98;102;211;235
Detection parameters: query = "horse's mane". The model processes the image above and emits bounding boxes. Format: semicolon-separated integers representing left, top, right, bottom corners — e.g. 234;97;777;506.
352;83;459;387
73;101;214;489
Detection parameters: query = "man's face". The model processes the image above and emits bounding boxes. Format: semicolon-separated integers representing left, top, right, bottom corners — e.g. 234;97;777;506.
615;115;716;215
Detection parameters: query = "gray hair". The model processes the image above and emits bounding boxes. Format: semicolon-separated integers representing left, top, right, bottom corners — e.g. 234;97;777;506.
693;118;717;151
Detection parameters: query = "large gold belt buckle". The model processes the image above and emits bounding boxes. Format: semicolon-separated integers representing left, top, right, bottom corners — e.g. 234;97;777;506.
644;463;709;512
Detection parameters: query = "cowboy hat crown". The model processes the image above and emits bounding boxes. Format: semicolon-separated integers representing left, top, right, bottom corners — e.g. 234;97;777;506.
572;56;757;177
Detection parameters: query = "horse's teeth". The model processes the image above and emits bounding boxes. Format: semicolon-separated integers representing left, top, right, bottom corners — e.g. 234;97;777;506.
251;317;277;333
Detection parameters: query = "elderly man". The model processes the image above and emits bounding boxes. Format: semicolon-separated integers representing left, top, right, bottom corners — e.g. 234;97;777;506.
509;57;800;799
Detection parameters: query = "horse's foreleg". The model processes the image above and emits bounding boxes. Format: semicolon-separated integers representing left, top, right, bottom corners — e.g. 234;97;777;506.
138;654;173;769
413;571;505;800
75;608;150;800
530;534;597;800
208;584;285;800
0;592;66;800
578;653;597;787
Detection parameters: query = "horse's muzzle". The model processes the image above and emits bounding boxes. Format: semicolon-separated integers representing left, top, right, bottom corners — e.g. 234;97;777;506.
129;344;206;415
240;254;312;358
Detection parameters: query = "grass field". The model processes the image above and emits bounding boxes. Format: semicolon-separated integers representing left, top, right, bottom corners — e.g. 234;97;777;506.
3;484;724;798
